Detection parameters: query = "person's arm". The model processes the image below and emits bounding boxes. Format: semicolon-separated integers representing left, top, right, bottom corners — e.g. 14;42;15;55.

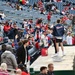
11;54;18;69
16;48;22;64
52;26;55;36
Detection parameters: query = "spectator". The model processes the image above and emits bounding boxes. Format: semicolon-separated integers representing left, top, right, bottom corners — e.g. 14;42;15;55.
41;31;49;48
1;46;18;69
53;19;65;57
18;64;30;75
3;21;11;36
7;23;19;41
33;2;38;10
0;12;6;23
0;63;9;75
38;66;47;75
16;39;29;65
47;12;51;25
47;63;54;75
66;32;72;45
0;44;7;64
16;69;22;75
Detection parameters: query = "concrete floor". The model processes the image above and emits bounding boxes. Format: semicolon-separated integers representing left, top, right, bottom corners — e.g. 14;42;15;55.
30;46;75;71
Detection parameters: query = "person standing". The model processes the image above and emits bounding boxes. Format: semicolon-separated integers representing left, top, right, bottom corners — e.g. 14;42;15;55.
53;19;65;57
16;39;29;65
1;46;18;69
47;12;51;25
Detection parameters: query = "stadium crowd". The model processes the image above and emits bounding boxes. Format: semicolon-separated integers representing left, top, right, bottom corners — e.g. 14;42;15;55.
0;0;75;75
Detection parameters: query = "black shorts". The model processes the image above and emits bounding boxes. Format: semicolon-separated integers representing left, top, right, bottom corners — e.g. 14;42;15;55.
56;39;62;43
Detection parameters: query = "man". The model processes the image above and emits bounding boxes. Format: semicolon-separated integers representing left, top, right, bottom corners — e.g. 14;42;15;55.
1;45;18;69
47;63;54;75
38;66;47;75
53;19;65;57
16;39;29;65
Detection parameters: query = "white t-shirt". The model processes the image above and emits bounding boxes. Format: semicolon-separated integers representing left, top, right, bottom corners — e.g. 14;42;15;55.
41;34;48;47
0;13;6;19
66;35;72;45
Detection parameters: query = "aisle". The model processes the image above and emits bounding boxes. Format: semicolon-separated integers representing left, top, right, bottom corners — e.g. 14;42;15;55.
30;46;75;71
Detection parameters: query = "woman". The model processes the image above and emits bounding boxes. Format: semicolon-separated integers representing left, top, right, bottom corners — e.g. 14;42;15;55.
0;63;9;75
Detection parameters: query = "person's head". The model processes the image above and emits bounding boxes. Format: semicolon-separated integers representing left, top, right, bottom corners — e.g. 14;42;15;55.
0;63;7;71
13;22;18;29
18;41;23;47
67;32;71;36
1;44;7;52
48;63;54;72
40;66;47;74
16;69;22;75
23;39;29;47
48;28;53;34
5;21;9;26
42;31;47;36
57;19;61;24
6;45;13;53
28;36;32;40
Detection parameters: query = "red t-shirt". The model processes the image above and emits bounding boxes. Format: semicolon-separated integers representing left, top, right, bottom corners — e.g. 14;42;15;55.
47;14;51;21
3;25;11;32
57;0;61;2
21;72;30;75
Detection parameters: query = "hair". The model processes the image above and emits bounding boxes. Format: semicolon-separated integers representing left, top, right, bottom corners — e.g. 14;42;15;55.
1;44;7;52
48;63;53;68
18;64;25;71
18;41;23;46
57;19;60;23
6;45;13;53
22;39;28;45
40;66;47;72
0;63;7;71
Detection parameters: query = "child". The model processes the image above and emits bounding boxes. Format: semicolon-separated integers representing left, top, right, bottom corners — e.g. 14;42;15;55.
66;32;72;45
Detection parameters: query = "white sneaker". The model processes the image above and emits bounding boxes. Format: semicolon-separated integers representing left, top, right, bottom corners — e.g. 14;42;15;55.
51;53;59;58
62;53;66;57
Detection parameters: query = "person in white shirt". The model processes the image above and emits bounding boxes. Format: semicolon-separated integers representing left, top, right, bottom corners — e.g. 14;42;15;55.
0;12;6;20
66;32;72;45
41;31;49;48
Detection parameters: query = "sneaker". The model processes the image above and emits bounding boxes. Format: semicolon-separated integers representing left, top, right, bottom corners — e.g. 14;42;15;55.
51;53;59;58
62;53;66;57
62;52;66;57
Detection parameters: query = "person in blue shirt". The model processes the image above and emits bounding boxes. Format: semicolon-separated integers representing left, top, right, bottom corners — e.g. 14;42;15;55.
53;19;65;57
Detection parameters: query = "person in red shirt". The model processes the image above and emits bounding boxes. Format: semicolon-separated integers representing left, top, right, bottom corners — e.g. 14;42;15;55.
18;64;30;75
22;0;26;5
38;0;43;8
47;12;51;25
3;21;11;36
